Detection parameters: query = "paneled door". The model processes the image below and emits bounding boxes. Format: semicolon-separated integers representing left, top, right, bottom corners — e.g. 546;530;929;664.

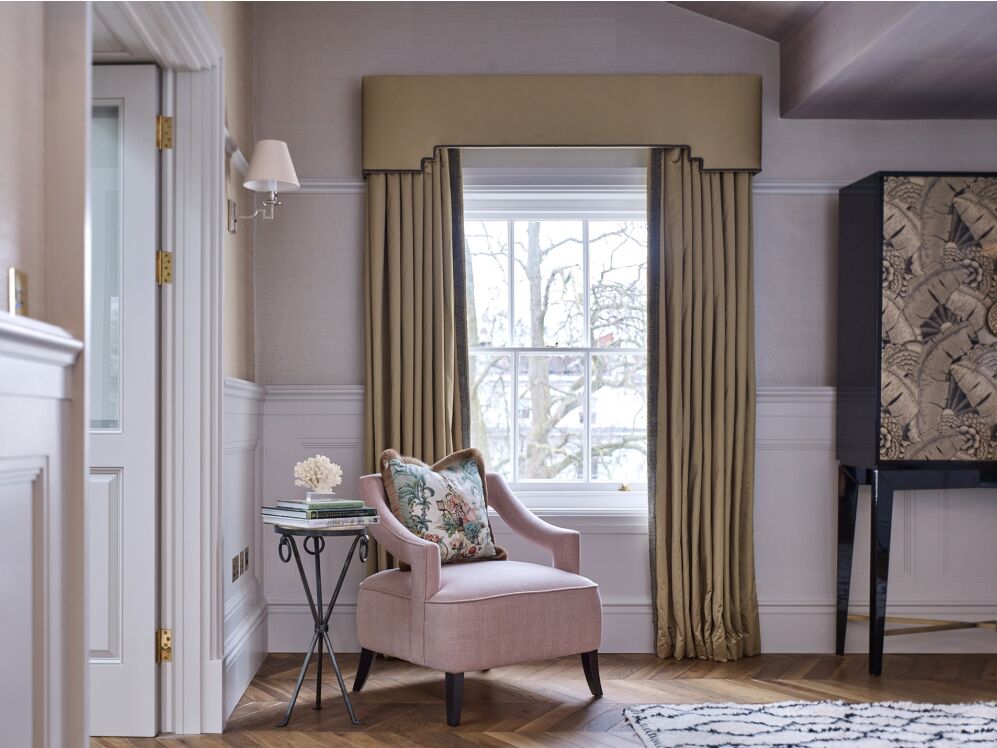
89;65;159;737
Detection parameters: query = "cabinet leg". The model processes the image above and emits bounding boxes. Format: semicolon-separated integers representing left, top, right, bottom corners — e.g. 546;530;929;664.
869;470;894;676
836;466;859;655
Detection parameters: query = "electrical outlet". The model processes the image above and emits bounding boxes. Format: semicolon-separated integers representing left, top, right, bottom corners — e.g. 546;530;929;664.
242;547;249;574
232;555;240;582
8;268;27;316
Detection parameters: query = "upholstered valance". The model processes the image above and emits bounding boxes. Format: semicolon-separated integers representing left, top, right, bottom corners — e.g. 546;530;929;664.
362;75;762;173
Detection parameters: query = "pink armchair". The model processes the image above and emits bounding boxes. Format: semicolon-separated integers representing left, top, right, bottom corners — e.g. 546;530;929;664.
353;472;603;725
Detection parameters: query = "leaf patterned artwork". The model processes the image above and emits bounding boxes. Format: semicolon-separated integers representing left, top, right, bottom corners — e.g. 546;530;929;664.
880;176;997;461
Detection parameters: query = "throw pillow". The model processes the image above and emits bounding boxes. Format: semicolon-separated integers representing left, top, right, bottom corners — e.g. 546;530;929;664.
380;448;505;564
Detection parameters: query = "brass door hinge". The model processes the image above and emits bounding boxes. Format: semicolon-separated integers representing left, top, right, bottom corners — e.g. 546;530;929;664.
156;250;174;285
156;629;173;663
156;115;174;150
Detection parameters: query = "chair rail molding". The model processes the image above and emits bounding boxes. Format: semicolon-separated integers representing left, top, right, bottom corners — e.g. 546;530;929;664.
290;178;845;196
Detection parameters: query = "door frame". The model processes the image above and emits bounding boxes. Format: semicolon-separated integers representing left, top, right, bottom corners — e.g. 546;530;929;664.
94;1;227;734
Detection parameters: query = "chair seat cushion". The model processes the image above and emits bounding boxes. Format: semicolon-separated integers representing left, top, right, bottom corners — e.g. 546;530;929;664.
358;561;602;672
362;560;596;603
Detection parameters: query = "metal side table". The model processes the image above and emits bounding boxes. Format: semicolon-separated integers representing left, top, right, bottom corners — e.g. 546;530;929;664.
272;525;368;726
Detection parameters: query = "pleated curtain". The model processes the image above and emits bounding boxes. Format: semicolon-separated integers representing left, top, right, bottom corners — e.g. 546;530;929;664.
363;148;469;572
647;147;760;661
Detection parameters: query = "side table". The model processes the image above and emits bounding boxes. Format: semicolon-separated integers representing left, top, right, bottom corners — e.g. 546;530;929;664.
272;525;368;726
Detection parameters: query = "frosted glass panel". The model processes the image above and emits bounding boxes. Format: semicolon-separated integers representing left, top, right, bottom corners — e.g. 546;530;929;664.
90;105;122;431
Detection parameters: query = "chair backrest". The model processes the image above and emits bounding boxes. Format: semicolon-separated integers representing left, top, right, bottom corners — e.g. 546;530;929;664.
359;473;390;513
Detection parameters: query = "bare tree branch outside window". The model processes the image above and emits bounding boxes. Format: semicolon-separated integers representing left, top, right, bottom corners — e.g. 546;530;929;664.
465;218;648;486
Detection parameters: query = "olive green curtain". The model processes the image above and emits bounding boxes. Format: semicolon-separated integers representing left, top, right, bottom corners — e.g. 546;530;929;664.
647;147;760;661
363;148;469;573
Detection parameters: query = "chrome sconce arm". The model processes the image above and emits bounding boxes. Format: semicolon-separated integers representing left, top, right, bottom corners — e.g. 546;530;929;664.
228;191;282;234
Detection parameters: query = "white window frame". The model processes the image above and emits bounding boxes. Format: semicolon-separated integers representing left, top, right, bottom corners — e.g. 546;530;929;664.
463;166;649;511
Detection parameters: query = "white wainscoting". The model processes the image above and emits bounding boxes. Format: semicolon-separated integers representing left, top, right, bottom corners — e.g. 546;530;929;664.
0;314;82;746
222;378;267;721
259;384;997;655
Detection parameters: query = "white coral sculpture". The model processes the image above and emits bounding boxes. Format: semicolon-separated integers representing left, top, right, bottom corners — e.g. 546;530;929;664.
293;455;343;492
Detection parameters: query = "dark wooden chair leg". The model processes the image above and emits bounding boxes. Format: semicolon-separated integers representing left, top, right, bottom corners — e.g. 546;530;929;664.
580;650;603;697
445;672;464;726
835;466;860;655
352;648;376;692
869;470;894;676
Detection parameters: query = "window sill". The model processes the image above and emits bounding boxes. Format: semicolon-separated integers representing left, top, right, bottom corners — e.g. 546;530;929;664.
501;486;647;511
487;503;650;534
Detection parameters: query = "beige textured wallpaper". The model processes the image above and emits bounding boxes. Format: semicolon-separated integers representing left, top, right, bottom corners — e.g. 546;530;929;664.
205;1;256;382
252;2;997;387
0;5;45;319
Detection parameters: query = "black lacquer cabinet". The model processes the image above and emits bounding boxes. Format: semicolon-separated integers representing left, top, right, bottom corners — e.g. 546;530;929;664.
835;173;997;674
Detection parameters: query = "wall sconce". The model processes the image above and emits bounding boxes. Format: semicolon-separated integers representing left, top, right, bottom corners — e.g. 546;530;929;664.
228;139;299;233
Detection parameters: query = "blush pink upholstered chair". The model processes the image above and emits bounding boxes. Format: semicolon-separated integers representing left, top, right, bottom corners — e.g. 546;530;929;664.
352;472;603;725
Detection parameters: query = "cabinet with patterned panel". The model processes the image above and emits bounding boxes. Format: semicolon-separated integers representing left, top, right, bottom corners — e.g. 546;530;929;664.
834;173;997;677
837;172;997;469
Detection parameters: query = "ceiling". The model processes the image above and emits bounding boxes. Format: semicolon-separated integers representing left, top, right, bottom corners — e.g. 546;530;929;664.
671;1;822;41
671;1;997;118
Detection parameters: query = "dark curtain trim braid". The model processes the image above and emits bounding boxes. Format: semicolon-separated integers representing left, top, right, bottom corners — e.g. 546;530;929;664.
646;148;663;641
448;148;471;449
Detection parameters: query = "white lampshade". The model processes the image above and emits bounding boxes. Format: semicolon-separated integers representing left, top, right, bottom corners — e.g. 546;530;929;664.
243;139;299;193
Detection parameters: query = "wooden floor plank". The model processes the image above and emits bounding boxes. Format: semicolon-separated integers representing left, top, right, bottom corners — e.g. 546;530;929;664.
90;653;997;747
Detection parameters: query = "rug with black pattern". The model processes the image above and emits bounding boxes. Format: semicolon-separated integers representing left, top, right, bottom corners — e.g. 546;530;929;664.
623;700;997;747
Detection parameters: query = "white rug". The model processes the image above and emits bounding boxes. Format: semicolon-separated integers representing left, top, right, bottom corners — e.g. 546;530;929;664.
623;700;997;748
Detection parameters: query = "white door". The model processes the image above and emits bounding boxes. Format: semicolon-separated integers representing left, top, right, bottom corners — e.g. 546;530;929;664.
88;64;159;737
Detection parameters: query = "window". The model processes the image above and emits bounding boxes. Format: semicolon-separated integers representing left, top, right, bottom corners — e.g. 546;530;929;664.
462;163;648;506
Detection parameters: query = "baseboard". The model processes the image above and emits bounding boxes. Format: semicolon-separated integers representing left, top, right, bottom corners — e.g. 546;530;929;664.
267;599;997;655
760;604;997;654
223;595;268;722
267;603;361;653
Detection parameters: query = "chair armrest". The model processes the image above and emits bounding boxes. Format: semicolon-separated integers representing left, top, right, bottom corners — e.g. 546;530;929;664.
360;474;441;599
485;473;580;574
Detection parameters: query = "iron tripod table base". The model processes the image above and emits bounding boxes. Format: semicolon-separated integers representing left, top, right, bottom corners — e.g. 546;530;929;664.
273;525;369;726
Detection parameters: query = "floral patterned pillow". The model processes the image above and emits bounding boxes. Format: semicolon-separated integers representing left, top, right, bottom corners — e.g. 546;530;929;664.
380;448;505;564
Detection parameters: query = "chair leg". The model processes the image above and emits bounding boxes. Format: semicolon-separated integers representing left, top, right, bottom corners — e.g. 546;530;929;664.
580;650;603;697
352;648;376;692
445;672;464;726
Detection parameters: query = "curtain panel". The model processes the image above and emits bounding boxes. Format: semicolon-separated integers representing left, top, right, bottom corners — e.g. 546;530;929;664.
647;147;760;661
363;148;469;571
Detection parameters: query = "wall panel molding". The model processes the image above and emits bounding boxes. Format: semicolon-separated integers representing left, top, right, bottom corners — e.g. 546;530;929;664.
257;384;996;654
222;378;266;722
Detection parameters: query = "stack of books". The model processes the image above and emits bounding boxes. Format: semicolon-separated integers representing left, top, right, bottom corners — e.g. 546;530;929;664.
261;498;379;530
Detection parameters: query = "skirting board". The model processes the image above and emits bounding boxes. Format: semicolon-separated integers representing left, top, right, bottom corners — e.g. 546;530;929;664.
223;598;268;721
267;602;997;655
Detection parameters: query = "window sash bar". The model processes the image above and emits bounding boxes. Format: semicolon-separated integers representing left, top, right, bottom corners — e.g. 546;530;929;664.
469;346;646;354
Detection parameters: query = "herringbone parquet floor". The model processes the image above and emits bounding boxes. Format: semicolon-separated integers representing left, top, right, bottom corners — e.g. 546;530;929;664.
92;652;997;747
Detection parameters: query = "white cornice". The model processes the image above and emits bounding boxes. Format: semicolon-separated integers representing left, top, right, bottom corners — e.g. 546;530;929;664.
93;1;223;71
